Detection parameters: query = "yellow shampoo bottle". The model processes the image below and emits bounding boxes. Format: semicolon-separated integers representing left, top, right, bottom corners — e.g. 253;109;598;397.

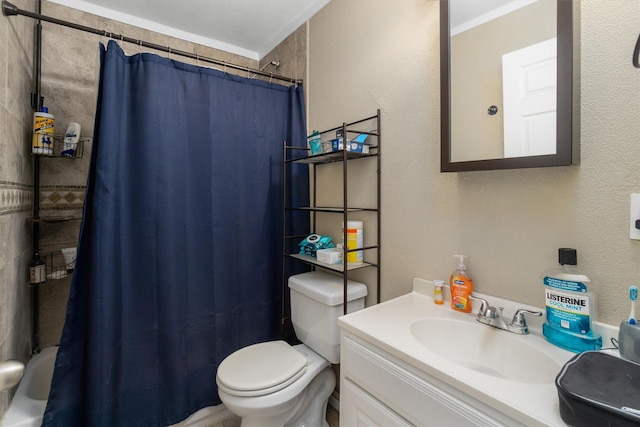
450;255;473;312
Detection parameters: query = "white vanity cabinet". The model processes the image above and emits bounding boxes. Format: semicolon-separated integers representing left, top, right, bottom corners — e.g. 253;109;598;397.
340;333;524;427
337;281;577;426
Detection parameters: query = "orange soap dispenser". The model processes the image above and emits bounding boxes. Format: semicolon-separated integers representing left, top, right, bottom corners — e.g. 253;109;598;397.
450;255;473;313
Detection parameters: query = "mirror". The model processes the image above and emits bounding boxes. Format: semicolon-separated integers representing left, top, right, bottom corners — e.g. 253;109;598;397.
441;0;578;172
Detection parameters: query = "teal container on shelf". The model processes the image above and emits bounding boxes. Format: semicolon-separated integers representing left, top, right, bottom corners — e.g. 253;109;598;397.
307;131;322;155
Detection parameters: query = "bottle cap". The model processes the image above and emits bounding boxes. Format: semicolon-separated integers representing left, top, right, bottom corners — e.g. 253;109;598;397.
40;106;48;113
559;248;577;266
434;279;445;288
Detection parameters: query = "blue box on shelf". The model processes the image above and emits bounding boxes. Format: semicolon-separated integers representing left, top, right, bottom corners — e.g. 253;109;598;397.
330;138;369;154
347;140;366;153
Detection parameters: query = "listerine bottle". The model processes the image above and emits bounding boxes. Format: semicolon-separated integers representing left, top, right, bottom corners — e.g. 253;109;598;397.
542;248;601;352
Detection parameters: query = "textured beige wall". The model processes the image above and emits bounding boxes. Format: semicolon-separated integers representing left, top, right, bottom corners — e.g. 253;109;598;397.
0;0;37;416
308;0;640;327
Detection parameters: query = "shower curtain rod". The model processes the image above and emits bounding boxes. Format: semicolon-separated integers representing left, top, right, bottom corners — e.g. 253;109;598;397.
2;0;303;86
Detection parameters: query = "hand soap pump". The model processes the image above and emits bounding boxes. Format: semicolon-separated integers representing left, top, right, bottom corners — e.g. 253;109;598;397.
542;248;602;353
450;255;473;313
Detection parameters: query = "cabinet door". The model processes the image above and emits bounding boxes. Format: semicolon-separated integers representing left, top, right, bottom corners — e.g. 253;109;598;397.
341;335;520;426
341;378;413;427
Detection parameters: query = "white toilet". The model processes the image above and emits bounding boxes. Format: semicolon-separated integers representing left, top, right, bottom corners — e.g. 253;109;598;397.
216;271;367;427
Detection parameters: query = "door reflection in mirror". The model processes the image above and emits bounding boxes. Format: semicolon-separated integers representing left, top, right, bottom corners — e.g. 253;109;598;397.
502;38;557;158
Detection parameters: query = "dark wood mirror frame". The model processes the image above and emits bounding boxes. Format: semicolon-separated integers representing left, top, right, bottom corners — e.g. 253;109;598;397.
440;0;579;172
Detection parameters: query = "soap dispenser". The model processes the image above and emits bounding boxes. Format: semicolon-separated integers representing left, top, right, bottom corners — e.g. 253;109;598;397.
450;255;473;313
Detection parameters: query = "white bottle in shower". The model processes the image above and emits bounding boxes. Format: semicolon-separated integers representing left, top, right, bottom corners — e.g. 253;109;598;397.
61;122;81;157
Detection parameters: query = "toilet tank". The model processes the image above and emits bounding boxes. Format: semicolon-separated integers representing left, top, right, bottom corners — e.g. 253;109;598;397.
288;271;368;364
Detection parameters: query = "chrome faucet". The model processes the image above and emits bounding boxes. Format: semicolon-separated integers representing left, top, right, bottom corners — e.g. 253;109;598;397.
468;294;542;335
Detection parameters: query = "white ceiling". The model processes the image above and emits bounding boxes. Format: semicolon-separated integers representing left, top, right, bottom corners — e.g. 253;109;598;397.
450;0;538;35
47;0;332;60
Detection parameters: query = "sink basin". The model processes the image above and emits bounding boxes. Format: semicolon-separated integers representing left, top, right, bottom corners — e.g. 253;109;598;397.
410;317;562;384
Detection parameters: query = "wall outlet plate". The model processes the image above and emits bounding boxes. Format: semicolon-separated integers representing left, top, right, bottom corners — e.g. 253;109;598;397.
630;194;640;240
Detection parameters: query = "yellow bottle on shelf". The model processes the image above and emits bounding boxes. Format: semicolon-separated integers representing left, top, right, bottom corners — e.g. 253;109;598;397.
450;255;473;313
32;106;54;156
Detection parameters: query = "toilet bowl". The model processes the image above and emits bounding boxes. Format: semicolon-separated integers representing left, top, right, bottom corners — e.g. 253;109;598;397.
216;272;367;427
216;341;335;427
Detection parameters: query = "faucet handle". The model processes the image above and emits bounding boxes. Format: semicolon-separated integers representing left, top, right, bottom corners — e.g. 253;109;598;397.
485;306;503;320
510;308;543;328
468;294;489;317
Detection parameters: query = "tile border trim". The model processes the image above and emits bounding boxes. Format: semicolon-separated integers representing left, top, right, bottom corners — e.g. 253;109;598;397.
0;181;33;216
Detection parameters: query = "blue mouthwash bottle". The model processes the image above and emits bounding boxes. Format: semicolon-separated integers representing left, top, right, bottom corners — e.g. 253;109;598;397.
543;248;601;353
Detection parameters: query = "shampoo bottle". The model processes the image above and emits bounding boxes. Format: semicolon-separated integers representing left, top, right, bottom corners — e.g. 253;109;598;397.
32;107;54;155
61;122;81;157
542;248;602;353
450;255;473;312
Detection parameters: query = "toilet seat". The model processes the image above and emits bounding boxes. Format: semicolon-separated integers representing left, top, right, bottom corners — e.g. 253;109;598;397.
216;341;308;397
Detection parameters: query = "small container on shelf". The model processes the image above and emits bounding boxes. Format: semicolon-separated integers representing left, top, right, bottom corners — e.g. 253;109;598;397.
316;247;342;264
29;251;46;284
330;131;371;154
330;138;369;154
61;122;81;157
307;131;322;155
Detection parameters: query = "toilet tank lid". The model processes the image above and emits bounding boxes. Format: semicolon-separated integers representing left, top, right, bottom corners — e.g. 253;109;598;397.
288;271;368;306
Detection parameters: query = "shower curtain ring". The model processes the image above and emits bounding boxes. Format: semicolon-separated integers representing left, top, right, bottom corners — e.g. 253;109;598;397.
270;72;273;84
138;40;143;54
196;54;200;67
168;47;172;59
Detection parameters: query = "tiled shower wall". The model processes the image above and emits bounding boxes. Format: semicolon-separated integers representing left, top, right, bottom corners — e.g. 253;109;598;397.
32;3;307;348
0;0;37;416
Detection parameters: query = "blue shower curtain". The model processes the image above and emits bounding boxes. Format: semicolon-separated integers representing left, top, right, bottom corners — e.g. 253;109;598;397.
43;41;309;427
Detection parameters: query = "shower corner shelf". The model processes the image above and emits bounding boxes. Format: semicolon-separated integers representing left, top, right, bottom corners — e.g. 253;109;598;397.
282;109;382;316
40;250;75;282
26;216;82;223
31;135;89;159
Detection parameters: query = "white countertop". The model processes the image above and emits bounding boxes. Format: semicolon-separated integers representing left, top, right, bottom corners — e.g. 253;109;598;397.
337;278;619;426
